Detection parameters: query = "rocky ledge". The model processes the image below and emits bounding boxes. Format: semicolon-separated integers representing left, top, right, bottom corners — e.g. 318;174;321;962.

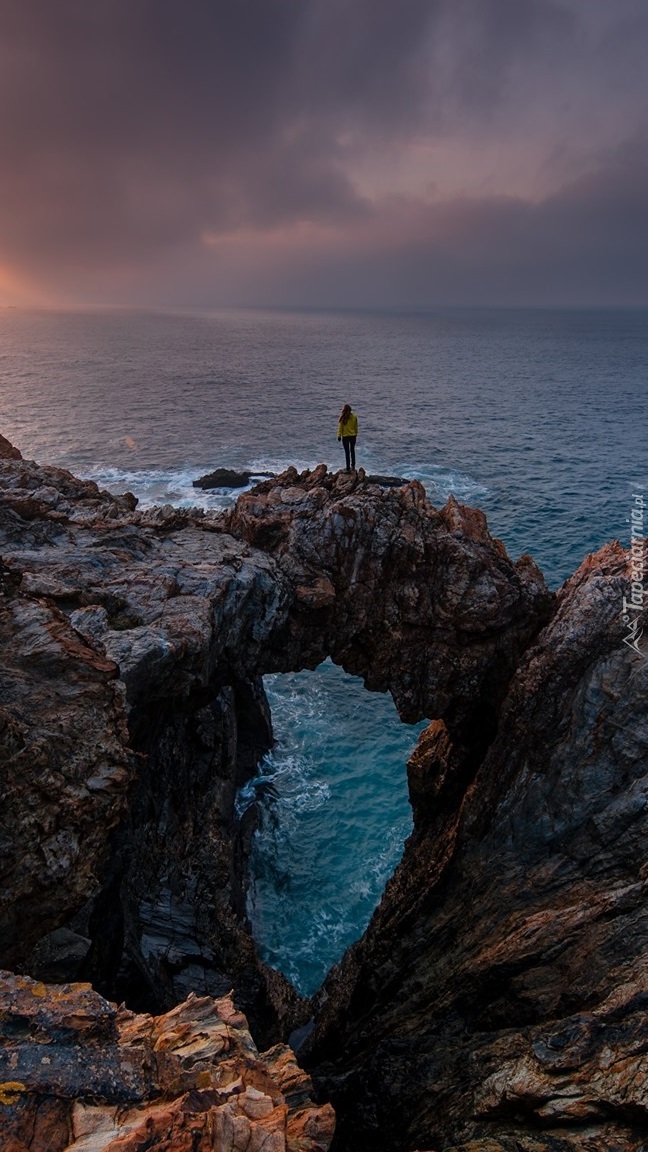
1;436;645;1152
0;970;334;1152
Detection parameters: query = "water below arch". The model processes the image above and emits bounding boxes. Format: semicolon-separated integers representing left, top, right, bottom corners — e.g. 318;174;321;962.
236;659;427;996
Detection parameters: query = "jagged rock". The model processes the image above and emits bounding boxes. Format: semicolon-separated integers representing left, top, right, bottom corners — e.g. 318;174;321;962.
0;434;22;460
13;438;638;1152
0;970;335;1151
304;542;648;1152
0;591;133;966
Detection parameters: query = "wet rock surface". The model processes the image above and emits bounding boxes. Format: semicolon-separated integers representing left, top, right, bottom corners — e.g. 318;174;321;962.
0;970;335;1152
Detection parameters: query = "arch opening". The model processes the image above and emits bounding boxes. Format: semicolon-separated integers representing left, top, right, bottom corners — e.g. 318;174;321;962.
236;659;427;996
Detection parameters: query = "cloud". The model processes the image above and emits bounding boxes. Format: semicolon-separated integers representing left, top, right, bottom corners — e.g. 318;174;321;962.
0;0;647;304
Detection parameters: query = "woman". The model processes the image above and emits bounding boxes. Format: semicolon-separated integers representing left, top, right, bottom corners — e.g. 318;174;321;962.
337;403;358;472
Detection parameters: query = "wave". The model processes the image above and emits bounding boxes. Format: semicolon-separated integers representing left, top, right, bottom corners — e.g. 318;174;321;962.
79;455;488;516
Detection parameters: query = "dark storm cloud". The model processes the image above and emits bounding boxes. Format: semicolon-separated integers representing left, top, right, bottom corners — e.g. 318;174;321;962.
0;1;578;254
0;0;647;302
242;136;648;308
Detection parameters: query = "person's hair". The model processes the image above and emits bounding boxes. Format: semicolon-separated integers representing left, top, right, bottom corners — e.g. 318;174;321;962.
339;403;352;421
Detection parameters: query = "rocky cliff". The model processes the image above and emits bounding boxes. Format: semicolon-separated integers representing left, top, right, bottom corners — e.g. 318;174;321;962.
1;437;644;1152
305;543;648;1152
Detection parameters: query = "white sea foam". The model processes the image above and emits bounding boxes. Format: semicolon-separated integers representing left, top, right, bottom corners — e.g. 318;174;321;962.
398;463;489;505
81;464;258;511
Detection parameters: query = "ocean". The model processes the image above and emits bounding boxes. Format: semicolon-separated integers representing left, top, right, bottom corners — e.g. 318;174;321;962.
1;305;646;994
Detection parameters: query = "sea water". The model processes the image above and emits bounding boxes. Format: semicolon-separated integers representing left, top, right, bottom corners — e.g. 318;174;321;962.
1;305;646;993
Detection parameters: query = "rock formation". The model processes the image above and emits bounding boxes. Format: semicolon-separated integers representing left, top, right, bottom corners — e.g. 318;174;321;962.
3;436;644;1152
0;449;550;1044
304;542;648;1152
226;464;552;735
0;452;303;1044
0;433;22;460
0;970;335;1152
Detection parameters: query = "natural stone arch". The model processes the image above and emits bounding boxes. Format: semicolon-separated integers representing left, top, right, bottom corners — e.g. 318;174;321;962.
0;451;552;1043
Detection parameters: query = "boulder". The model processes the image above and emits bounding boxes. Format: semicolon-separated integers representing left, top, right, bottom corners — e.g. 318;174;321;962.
193;467;274;489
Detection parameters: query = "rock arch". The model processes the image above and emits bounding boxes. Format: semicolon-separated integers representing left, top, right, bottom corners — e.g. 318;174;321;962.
0;452;551;1045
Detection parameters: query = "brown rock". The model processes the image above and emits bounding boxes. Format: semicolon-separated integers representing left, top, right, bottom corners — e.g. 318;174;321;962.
0;434;22;460
0;971;335;1151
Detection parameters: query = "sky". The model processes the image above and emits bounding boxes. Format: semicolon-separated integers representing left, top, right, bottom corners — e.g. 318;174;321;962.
1;0;647;309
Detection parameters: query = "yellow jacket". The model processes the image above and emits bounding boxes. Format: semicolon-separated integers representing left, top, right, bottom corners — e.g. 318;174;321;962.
337;412;358;438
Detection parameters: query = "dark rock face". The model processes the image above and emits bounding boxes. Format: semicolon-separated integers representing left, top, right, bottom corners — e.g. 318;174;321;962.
0;585;133;967
0;454;308;1043
0;433;22;460
0;452;551;1035
305;543;648;1152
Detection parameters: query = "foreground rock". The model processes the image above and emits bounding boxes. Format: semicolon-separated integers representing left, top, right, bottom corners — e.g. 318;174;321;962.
0;590;133;968
0;452;303;1043
305;542;648;1152
0;970;334;1151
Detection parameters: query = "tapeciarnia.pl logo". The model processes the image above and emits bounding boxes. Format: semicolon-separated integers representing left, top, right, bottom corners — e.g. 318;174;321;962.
622;491;645;656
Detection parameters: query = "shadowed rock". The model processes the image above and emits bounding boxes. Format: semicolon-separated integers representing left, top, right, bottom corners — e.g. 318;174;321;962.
6;436;643;1151
226;464;552;732
0;433;22;460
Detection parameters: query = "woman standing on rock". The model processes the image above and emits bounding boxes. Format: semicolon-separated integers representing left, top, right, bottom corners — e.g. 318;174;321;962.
337;403;358;472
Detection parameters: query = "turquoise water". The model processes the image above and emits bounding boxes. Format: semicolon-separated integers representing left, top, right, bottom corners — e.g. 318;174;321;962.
1;305;646;994
237;661;426;994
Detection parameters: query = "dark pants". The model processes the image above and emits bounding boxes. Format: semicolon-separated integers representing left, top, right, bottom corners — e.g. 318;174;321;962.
342;435;356;469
